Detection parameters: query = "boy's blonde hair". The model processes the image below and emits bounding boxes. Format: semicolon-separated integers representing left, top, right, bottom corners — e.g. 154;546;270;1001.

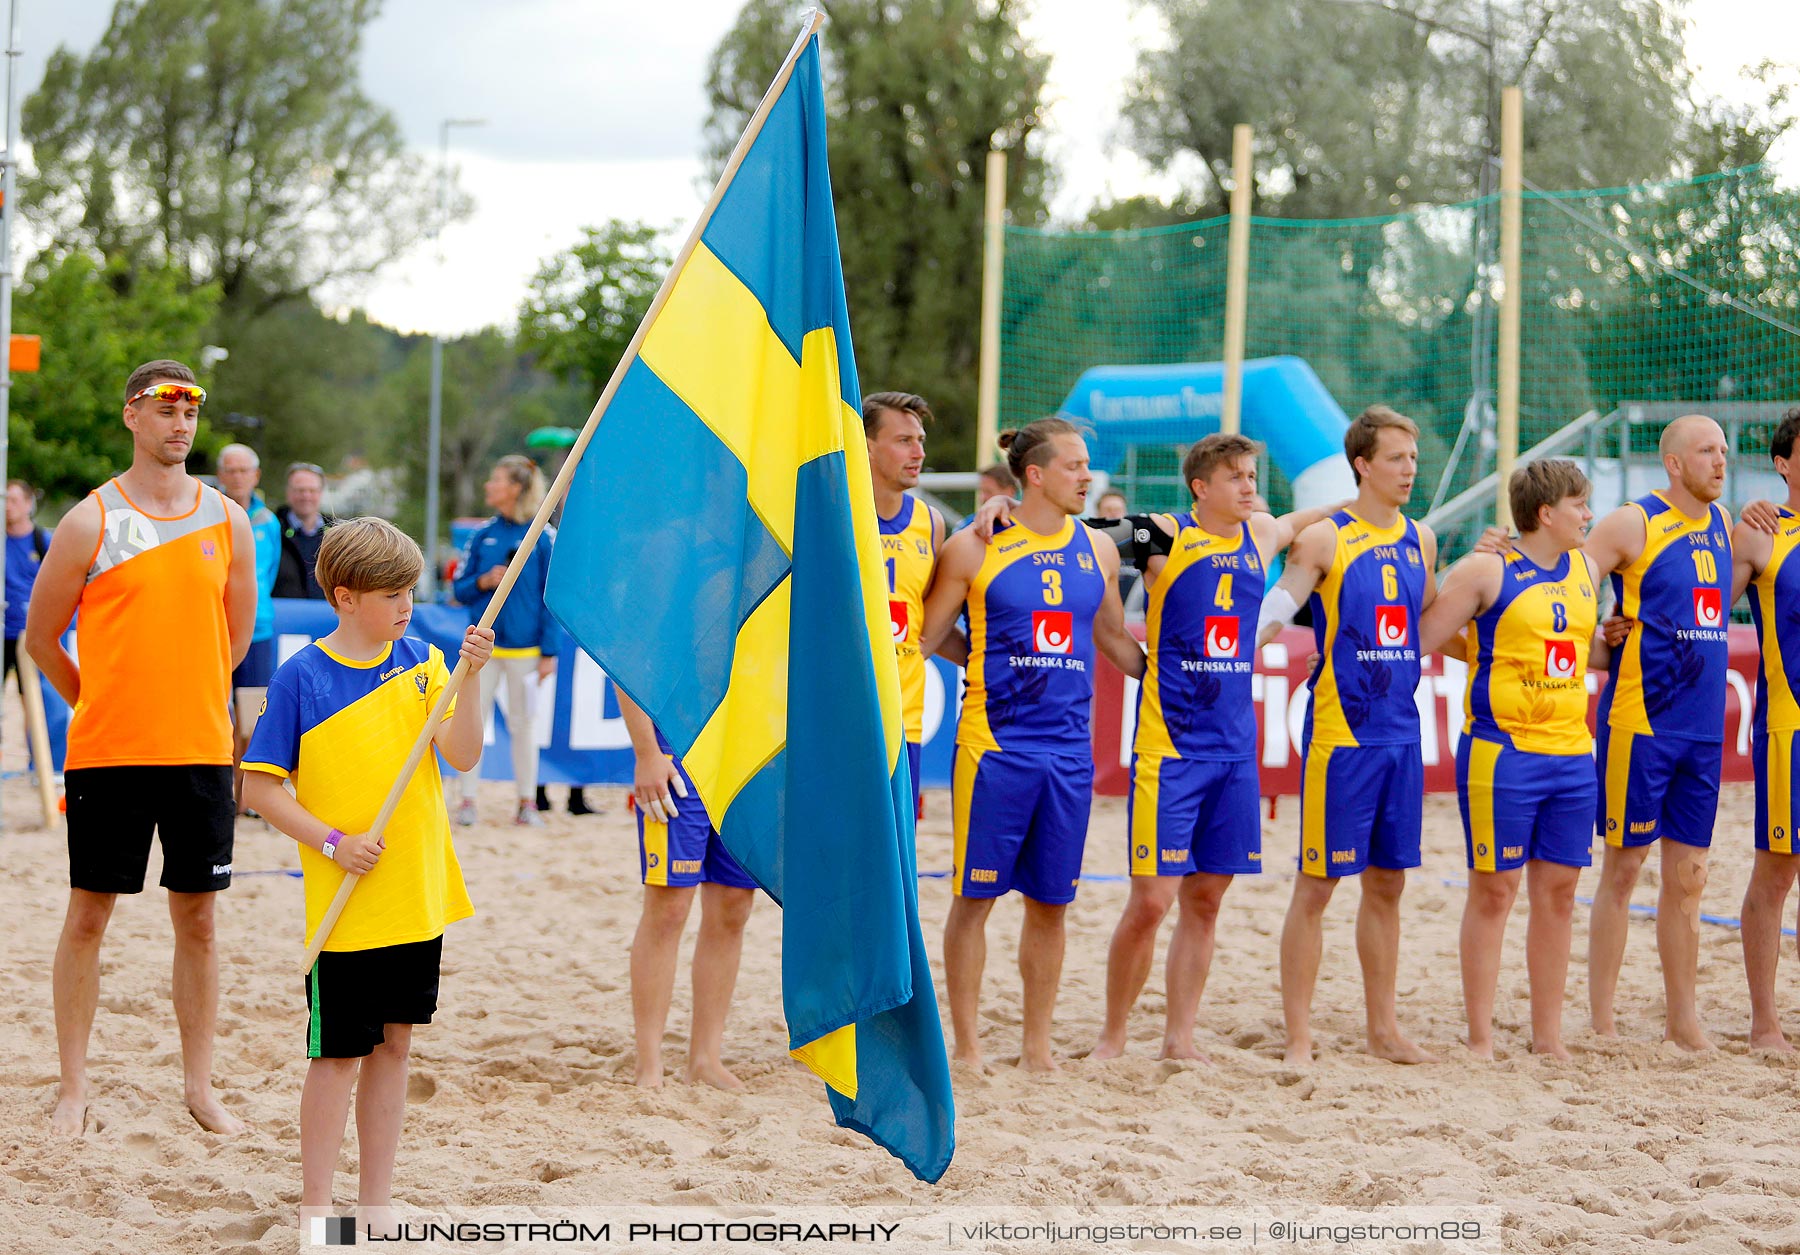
315;517;424;606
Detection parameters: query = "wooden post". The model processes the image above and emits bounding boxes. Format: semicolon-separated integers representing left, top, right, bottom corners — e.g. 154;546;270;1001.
1496;86;1523;529
17;651;57;827
1220;124;1254;436
975;149;1008;467
301;9;830;972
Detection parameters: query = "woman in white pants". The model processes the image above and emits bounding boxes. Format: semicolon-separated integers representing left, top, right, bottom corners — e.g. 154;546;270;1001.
452;455;559;826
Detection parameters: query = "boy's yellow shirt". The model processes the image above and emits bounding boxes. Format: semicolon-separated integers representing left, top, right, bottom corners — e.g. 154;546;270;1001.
243;637;474;952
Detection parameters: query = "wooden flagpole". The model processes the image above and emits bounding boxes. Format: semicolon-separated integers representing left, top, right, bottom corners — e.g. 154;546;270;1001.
301;9;829;971
17;651;57;827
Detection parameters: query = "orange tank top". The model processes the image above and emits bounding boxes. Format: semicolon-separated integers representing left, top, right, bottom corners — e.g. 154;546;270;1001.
66;479;236;769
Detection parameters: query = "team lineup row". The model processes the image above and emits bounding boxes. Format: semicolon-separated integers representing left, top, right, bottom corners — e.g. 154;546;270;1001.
794;398;1798;1072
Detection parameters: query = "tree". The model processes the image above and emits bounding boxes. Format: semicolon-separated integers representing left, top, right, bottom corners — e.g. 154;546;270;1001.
1123;0;1706;221
518;220;671;397
23;0;452;313
373;331;591;539
9;251;219;503
705;0;1051;465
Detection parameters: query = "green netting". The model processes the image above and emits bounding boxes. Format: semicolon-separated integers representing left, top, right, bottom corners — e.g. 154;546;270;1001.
999;164;1800;529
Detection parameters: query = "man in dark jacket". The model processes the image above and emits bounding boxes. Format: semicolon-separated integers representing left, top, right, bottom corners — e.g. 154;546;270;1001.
272;462;335;599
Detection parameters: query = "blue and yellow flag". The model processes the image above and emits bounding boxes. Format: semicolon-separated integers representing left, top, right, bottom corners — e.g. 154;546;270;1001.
543;32;955;1184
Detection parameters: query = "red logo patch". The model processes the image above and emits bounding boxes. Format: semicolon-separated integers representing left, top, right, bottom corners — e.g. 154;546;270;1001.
1693;587;1722;628
1204;615;1239;658
1544;638;1577;678
1375;604;1409;647
1032;610;1074;654
888;599;908;643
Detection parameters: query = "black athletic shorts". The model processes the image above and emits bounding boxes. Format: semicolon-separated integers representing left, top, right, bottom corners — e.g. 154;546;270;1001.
305;935;444;1059
65;765;235;894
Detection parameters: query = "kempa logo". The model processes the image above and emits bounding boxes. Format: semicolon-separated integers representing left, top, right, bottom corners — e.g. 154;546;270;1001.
212;863;233;877
309;1216;355;1245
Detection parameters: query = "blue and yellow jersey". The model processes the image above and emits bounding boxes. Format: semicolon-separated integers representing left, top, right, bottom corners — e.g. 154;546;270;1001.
1463;550;1598;754
243;637;473;953
1598;492;1731;739
1306;510;1427;747
879;495;937;743
958;517;1106;754
1135;513;1267;760
1751;507;1800;737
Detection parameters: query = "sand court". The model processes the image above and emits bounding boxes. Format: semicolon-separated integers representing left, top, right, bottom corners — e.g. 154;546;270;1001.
2;687;1797;1253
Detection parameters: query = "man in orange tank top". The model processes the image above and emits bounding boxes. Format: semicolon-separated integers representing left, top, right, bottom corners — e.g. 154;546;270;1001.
25;359;257;1137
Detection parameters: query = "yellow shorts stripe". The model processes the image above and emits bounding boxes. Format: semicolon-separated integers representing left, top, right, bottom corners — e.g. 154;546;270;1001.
951;745;983;896
1300;745;1333;878
1604;728;1634;849
1130;756;1163;876
642;816;670;887
1467;737;1501;874
1771;730;1795;855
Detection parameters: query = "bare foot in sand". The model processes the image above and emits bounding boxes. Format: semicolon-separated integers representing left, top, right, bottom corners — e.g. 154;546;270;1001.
186;1089;245;1135
1159;1039;1212;1065
1019;1050;1060;1074
1748;1027;1794;1054
1530;1040;1572;1060
952;1044;984;1070
1662;1027;1715;1054
1367;1032;1436;1064
1089;1035;1127;1061
633;1055;664;1088
51;1089;87;1137
685;1059;744;1091
1283;1036;1314;1066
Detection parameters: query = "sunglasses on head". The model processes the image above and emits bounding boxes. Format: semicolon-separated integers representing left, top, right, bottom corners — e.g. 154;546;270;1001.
128;382;207;407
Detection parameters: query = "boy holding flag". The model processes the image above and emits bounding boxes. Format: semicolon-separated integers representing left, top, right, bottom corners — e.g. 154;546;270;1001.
242;518;493;1213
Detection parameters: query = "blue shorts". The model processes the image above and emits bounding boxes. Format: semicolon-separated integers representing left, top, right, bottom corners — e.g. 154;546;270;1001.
1754;730;1800;855
232;636;275;689
1128;754;1261;876
636;756;756;890
952;745;1093;904
907;740;923;816
1457;736;1594;872
1299;742;1423;878
1596;727;1721;849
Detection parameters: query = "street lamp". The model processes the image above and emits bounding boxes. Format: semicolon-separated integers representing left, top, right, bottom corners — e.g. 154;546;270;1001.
424;115;486;600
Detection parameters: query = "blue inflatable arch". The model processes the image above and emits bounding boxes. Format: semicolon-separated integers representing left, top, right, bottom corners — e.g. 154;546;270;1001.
1057;356;1358;508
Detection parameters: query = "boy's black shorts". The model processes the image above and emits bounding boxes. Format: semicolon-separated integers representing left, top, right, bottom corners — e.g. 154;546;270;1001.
65;765;235;894
305;935;443;1059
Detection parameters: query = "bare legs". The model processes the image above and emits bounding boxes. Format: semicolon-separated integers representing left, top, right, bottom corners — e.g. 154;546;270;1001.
52;888;240;1135
1094;874;1231;1060
629;882;754;1088
1459;862;1579;1059
1281;869;1432;1064
1590;840;1713;1050
1742;849;1798;1052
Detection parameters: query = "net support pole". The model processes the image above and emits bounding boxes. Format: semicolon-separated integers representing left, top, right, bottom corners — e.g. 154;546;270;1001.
975;148;1007;467
1496;86;1523;529
1220;124;1253;437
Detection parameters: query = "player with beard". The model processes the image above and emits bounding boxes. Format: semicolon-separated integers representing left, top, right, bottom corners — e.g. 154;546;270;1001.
920;418;1145;1072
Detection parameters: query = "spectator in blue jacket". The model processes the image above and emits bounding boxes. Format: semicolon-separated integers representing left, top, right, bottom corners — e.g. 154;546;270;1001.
217;444;283;812
453;455;562;827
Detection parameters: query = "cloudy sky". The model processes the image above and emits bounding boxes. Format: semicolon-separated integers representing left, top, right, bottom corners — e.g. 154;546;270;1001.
17;0;1798;338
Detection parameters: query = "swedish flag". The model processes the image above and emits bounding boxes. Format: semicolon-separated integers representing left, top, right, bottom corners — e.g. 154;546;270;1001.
542;31;955;1183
